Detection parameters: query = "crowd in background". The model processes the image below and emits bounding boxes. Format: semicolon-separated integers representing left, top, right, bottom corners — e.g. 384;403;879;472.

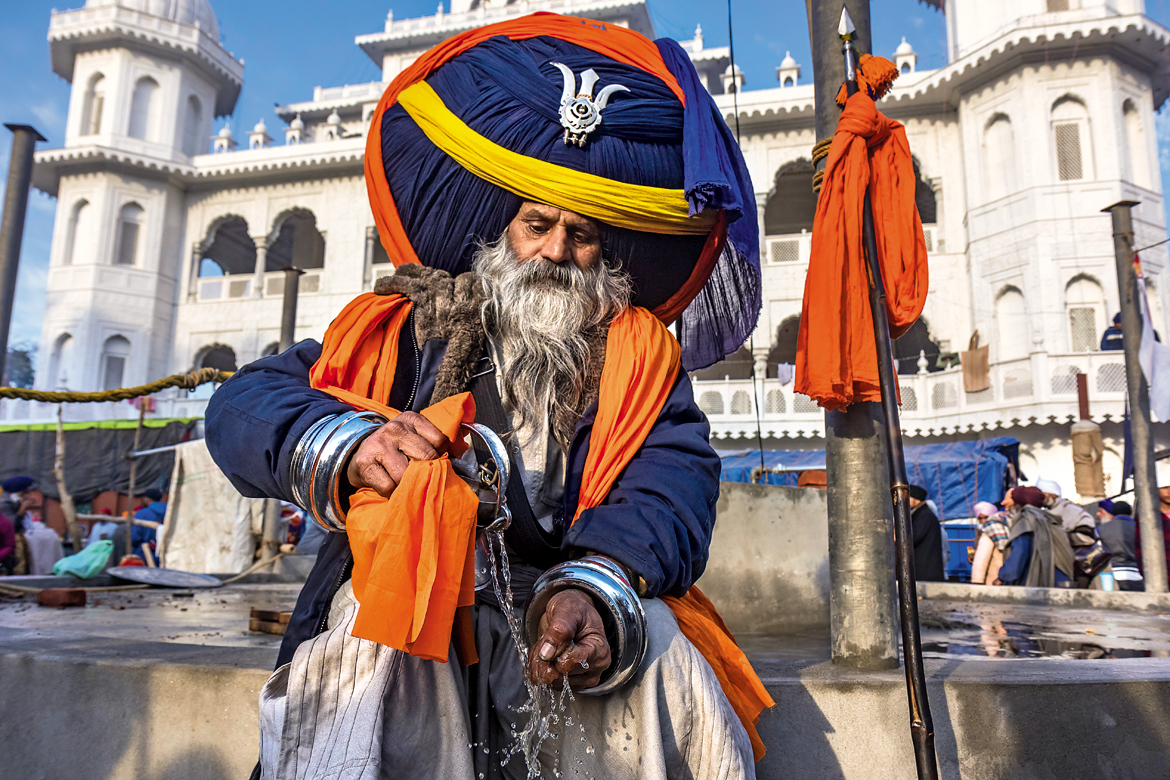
964;469;1170;591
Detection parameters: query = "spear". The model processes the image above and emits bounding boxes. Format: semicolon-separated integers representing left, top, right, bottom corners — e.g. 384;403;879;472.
838;8;939;779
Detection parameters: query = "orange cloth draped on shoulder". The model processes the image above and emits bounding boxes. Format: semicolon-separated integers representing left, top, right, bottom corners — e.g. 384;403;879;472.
579;306;775;760
794;89;929;411
310;291;480;664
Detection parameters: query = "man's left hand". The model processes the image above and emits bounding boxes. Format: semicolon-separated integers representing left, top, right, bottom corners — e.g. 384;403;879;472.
527;589;611;690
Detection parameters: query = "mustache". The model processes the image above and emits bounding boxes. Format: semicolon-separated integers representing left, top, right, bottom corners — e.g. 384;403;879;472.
514;258;579;286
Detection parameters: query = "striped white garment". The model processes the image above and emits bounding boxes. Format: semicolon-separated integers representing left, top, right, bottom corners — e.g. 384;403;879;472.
258;581;756;780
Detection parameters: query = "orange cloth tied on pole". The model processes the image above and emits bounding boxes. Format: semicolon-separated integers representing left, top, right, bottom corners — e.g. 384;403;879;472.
795;89;929;411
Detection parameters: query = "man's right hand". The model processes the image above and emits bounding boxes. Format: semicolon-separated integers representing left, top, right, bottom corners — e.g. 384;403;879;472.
345;412;451;498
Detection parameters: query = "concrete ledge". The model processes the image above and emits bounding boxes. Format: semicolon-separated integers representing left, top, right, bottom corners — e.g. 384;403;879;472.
920;581;1170;613
0;629;273;780
753;655;1170;779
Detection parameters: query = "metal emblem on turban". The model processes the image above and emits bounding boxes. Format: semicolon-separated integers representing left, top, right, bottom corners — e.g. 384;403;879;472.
552;62;630;148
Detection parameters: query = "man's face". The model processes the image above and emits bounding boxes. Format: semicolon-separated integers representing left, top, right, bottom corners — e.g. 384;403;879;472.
1159;485;1170;507
506;203;603;272
1042;493;1058;507
908;496;922;510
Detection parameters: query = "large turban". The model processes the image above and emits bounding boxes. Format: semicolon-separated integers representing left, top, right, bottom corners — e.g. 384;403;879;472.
365;13;760;370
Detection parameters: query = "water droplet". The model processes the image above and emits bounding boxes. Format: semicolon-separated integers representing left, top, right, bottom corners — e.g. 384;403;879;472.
585;745;595;755
579;660;589;670
479;774;485;779
483;747;490;754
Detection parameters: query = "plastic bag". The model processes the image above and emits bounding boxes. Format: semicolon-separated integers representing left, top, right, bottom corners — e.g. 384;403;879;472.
52;540;113;580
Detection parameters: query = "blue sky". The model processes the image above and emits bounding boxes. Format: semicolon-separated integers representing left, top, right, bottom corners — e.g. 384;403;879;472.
1;0;1169;350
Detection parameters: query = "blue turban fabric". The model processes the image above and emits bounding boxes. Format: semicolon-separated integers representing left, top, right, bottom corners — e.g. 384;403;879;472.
379;33;759;370
1;476;34;494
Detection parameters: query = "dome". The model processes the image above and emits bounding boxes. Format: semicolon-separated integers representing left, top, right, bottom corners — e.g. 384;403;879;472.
253;118;267;134
290;114;305;130
217;124;233;138
896;37;914;55
326;110;342;126
84;0;220;40
780;51;797;69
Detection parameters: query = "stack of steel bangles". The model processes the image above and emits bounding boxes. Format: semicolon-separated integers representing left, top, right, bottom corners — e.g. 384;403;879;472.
291;411;385;532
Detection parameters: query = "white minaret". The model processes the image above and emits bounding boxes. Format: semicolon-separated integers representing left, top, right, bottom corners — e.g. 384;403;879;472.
35;0;242;392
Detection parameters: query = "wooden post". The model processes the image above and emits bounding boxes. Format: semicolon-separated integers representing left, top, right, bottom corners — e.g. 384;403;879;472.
53;405;84;554
124;401;146;559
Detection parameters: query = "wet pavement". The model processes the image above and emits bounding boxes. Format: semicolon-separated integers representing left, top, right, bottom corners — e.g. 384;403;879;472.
737;597;1170;663
0;583;301;650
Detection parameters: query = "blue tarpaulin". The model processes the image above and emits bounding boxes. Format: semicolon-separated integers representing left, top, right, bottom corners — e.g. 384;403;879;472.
720;437;1021;520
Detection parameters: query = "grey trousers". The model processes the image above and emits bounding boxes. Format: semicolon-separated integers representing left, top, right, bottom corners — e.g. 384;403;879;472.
258;581;755;780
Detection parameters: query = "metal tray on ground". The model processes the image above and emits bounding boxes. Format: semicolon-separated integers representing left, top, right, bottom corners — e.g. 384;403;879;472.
106;567;224;589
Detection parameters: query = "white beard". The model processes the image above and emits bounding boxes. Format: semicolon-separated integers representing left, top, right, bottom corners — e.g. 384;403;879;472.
473;232;631;446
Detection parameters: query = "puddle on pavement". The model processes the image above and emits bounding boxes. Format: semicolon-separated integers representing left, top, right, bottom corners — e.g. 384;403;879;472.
734;598;1170;662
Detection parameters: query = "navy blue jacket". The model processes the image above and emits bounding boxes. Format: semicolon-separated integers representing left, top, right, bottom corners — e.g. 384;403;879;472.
205;317;721;666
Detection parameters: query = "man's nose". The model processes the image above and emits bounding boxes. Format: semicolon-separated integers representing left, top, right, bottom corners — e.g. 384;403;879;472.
539;226;571;265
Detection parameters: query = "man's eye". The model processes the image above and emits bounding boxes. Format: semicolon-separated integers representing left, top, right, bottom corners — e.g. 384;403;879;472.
528;222;549;234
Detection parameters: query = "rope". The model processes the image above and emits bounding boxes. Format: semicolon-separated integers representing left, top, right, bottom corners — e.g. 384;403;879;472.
811;138;833;194
219;551;292;585
0;368;233;404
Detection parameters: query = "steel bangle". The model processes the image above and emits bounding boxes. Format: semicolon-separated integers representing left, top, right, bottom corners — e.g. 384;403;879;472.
523;554;648;696
291;411;385;532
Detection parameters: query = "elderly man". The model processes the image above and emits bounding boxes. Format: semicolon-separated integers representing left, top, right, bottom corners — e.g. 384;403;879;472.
207;17;770;780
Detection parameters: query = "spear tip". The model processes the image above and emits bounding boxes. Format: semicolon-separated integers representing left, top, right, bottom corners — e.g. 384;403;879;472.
838;6;856;37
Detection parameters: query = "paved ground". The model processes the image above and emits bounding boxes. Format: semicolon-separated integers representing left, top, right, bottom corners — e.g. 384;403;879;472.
0;582;299;654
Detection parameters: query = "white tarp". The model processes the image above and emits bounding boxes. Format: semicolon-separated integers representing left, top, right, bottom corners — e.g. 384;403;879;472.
1138;261;1170;422
158;439;263;573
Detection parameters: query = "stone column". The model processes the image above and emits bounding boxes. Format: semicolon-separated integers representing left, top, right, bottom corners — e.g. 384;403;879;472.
188;243;203;302
252;237;269;298
363;226;377;290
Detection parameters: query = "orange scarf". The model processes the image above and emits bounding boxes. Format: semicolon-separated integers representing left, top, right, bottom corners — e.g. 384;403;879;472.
794;89;929;411
310;295;773;759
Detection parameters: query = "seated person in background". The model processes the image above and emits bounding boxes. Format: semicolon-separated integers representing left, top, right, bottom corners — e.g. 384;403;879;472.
996;486;1076;587
131;489;167;563
970;500;1009;584
908;485;945;581
1097;499;1143;591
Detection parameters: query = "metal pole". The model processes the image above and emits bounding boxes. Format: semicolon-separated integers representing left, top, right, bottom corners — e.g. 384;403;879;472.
1106;200;1167;592
0;124;46;382
807;0;898;671
124;402;146;559
279;267;304;353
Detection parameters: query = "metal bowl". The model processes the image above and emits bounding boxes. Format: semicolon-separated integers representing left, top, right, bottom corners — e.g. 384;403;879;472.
523;556;647;696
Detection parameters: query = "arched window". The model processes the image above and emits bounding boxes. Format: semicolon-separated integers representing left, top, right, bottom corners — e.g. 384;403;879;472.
1052;95;1091;182
1065;275;1106;352
983;113;1017;200
100;335;131;391
912;158;937;224
194;343;238;373
1123;99;1149;189
200;216;255;276
763;159;817;236
690;345;753;381
893;318;942;375
268;209;325;270
182;95;203;157
63;199;90;265
766;316;800;377
115;203;144;266
995;287;1029;362
82;73;105;136
49;333;73;390
128;76;159;140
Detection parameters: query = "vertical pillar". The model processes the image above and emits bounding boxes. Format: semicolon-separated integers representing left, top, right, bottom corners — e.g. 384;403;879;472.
187;243;203;302
0;124;46;382
363;225;376;290
252;237;269;298
1105;200;1167;592
279;267;303;353
807;0;898;668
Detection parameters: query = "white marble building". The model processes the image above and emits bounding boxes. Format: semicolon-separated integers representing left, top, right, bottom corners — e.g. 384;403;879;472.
14;0;1170;499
